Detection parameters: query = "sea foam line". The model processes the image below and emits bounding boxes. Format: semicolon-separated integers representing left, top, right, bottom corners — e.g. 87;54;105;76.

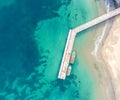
91;0;110;60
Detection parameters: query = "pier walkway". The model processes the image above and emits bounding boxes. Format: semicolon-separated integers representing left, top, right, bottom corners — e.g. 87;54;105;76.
58;8;120;79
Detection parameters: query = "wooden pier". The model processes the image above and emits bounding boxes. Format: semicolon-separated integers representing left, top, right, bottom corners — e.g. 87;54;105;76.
58;8;120;79
58;30;76;79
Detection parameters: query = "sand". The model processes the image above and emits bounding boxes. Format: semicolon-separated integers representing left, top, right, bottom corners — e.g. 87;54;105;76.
72;1;120;99
102;15;120;100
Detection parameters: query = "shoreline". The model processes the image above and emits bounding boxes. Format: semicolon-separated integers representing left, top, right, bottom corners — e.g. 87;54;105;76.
92;0;120;100
73;0;113;100
102;15;120;100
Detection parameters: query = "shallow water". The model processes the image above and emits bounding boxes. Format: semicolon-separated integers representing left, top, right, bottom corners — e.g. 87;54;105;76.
0;0;105;99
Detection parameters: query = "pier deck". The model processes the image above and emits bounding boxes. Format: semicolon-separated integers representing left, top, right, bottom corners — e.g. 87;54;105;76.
58;30;76;79
58;8;120;79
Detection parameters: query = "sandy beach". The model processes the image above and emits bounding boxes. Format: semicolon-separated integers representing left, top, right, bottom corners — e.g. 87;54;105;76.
102;15;120;100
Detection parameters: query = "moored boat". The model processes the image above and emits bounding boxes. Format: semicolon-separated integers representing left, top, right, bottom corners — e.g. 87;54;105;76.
66;65;72;76
70;51;76;64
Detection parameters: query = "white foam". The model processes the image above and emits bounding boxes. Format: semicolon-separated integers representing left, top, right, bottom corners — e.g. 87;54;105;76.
91;0;110;60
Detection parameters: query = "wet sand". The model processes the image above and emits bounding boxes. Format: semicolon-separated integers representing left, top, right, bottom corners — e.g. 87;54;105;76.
73;0;115;99
102;15;120;100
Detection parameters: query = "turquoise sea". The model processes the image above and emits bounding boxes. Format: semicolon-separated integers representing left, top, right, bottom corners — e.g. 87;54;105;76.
0;0;104;100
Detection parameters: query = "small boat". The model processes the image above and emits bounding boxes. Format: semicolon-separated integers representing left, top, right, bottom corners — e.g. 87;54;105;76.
70;51;76;64
66;65;72;76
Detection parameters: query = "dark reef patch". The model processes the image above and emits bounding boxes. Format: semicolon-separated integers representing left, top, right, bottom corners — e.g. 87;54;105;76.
0;0;62;89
